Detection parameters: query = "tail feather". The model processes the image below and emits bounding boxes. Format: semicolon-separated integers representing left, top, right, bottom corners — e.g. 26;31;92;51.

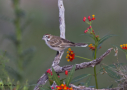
74;43;88;47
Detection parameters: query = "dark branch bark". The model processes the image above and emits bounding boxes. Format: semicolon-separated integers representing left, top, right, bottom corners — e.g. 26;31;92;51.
34;48;113;90
54;48;113;73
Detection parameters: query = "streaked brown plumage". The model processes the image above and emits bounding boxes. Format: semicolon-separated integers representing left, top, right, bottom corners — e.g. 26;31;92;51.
42;34;88;52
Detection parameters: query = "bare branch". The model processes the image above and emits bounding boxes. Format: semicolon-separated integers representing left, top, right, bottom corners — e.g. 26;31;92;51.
58;0;65;39
52;48;113;73
52;0;65;67
34;48;113;90
34;0;65;90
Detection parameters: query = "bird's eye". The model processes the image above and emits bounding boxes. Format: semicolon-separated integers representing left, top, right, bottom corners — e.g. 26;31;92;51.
45;35;50;38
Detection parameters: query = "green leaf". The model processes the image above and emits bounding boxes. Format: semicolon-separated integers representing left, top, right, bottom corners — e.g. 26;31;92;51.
52;68;61;86
71;74;91;84
65;65;76;86
98;34;116;45
60;78;66;84
100;64;121;80
84;75;92;87
48;73;53;85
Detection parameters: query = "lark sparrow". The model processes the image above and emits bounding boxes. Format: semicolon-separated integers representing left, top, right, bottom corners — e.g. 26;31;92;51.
42;34;88;52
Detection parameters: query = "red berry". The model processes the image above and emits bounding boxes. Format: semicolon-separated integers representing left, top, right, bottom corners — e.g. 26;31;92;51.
65;70;68;75
88;16;91;19
84;30;88;33
83;17;86;22
89;26;92;29
47;69;51;73
51;72;53;75
92;18;95;20
51;87;54;89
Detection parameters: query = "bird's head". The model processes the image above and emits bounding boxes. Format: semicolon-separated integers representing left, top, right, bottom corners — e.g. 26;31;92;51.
42;34;52;41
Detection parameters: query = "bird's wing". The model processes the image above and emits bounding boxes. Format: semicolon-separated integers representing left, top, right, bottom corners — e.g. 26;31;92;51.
59;38;75;47
48;36;63;47
49;36;75;47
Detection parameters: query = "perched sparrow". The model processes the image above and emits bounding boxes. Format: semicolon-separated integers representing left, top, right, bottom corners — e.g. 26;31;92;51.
42;34;88;52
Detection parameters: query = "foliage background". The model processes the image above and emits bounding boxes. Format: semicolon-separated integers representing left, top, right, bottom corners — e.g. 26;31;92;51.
0;0;127;89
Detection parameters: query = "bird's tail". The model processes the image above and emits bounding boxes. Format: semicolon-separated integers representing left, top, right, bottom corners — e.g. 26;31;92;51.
74;43;88;47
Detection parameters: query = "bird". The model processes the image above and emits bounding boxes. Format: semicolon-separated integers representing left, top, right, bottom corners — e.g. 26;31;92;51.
42;34;88;52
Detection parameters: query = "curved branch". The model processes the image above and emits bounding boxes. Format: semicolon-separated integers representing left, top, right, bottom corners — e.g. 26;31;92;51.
34;48;113;90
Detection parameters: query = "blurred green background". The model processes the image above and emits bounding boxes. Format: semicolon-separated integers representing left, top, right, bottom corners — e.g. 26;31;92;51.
0;0;127;89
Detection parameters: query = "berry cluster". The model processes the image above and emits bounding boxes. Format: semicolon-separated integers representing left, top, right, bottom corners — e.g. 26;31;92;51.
83;15;95;22
47;69;53;75
66;48;75;62
88;44;101;51
88;44;95;50
47;69;60;77
120;44;127;50
55;84;73;90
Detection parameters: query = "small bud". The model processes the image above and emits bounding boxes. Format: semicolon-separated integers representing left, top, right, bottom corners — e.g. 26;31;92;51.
84;30;88;33
92;18;95;20
120;45;123;48
96;35;99;38
88;16;91;19
51;72;53;75
47;69;51;73
65;70;68;75
89;26;92;29
83;17;86;22
92;15;95;20
89;19;91;21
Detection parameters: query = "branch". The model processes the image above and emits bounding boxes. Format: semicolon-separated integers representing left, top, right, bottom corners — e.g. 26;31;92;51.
54;48;113;73
52;0;65;67
34;48;113;90
34;0;65;90
69;84;120;90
